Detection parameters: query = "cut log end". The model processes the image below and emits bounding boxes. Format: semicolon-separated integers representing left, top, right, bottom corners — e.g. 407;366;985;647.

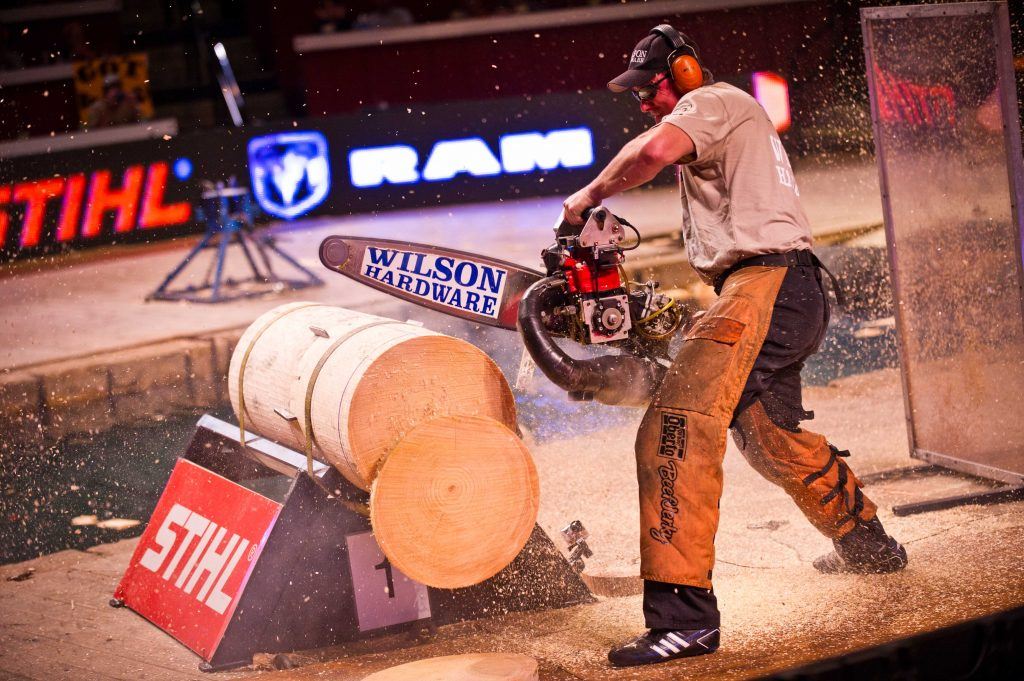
343;335;517;489
370;415;539;589
362;653;539;681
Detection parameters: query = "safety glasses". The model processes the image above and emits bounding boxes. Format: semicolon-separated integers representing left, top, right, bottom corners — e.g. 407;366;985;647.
632;73;670;102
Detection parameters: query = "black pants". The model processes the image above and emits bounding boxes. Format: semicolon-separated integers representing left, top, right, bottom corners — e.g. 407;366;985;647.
643;264;830;630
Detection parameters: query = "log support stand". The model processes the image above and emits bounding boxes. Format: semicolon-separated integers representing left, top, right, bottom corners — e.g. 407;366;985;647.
111;415;593;672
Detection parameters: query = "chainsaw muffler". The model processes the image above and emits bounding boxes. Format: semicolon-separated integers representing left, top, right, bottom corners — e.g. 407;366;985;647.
517;276;665;407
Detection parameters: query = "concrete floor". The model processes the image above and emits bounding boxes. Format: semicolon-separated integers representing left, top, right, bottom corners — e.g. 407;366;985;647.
2;369;1021;680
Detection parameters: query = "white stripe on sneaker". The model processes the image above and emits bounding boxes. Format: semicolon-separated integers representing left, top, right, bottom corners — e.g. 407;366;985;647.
649;643;671;658
666;631;690;648
659;638;680;653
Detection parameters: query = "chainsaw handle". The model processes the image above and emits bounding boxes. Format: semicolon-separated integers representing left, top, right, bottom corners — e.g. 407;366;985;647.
553;206;599;235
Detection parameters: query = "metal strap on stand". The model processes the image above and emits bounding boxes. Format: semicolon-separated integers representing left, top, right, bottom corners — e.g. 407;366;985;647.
236;303;322;450
299;320;407;517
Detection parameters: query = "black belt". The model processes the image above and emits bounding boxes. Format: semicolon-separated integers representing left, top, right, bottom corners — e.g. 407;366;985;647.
712;249;845;306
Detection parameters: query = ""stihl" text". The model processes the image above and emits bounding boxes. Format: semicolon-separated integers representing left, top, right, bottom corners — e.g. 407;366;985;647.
138;502;253;614
0;161;192;249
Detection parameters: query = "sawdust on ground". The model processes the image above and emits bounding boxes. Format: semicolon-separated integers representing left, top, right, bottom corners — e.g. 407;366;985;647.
3;369;1022;681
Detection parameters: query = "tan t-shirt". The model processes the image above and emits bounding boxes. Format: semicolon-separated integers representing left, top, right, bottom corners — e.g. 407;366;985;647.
659;82;812;284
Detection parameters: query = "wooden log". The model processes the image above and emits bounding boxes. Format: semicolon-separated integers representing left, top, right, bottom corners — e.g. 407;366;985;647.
580;569;644;598
228;303;517;490
362;653;538;681
371;415;539;589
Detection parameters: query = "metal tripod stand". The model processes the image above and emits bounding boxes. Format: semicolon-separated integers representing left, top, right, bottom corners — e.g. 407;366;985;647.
147;184;322;303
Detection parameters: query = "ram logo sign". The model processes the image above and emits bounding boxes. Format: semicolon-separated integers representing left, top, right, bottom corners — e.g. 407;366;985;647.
248;131;331;220
348;127;595;188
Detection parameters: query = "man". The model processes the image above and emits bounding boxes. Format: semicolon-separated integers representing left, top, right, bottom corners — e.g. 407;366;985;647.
85;74;142;129
563;25;908;668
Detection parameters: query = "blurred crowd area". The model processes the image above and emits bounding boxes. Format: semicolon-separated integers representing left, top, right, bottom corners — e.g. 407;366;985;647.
0;0;685;138
0;0;844;142
0;0;642;70
1;1;1022;268
311;0;627;33
0;0;1020;144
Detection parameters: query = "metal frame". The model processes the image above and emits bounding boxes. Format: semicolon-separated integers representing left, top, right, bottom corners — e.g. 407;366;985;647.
859;464;1024;517
915;448;1024;487
893;484;1024;517
861;2;1024;508
993;3;1024;312
861;7;918;463
148;188;323;304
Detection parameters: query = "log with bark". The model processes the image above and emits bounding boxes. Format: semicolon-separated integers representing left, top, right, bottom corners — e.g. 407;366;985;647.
229;302;517;490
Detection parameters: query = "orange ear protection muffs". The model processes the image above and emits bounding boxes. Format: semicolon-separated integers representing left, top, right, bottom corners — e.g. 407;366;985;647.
650;24;705;93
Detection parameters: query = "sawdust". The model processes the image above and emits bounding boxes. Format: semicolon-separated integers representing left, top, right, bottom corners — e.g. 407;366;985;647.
4;369;1022;681
504;367;1024;679
530;368;912;577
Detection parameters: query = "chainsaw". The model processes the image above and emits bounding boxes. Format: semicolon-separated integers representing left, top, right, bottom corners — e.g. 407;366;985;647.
318;207;685;406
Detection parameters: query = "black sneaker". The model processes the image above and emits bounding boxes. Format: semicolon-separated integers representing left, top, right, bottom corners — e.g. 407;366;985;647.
607;628;720;667
814;516;908;574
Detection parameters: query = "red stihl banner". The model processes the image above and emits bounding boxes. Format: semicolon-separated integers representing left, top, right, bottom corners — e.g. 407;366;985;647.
0;161;193;251
114;459;281;659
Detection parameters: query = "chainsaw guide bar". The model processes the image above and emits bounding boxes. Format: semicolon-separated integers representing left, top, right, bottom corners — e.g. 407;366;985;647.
319;236;543;331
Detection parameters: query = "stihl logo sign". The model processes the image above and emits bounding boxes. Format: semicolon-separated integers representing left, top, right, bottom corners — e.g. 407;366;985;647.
0;160;192;251
138;502;254;614
115;459;281;658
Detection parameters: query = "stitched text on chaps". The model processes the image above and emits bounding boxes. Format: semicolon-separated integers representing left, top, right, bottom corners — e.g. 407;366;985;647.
650;460;679;544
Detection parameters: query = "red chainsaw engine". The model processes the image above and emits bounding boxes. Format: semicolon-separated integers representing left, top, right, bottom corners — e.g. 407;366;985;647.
540;207;682;350
560;254;624;296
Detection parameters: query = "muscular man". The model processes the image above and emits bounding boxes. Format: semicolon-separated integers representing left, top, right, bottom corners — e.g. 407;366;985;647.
562;25;908;668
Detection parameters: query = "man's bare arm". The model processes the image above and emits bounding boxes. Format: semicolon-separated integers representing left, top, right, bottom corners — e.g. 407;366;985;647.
563;123;695;223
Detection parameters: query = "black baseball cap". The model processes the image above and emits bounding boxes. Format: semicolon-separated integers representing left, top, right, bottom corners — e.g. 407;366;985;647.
608;32;672;93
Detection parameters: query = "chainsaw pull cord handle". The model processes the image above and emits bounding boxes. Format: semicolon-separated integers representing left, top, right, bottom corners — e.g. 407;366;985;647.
517;276;666;407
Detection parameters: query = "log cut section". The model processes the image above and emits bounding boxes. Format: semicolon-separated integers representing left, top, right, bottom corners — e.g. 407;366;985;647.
362;653;539;681
228;302;517;490
371;415;540;589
